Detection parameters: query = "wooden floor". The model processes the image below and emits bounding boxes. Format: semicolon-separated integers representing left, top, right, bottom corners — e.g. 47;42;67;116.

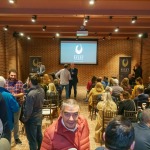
11;86;101;150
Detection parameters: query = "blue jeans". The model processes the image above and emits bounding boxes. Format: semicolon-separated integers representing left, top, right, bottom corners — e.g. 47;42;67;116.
60;84;69;99
25;120;42;150
13;107;21;139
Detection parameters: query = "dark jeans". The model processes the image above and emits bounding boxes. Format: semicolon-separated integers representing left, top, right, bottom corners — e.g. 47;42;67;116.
69;81;77;98
25;120;42;150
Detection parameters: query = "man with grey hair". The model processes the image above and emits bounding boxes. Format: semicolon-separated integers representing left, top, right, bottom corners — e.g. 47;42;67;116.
41;99;90;150
0;76;19;142
111;79;123;98
133;108;150;150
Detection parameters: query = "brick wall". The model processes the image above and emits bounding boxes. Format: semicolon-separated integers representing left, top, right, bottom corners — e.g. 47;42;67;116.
0;30;149;85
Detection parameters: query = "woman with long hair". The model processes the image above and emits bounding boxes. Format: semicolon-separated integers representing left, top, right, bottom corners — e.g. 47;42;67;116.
121;77;132;94
131;77;144;99
94;92;117;143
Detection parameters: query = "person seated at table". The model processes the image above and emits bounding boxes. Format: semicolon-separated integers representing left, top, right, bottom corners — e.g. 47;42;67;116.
94;92;117;143
118;91;136;115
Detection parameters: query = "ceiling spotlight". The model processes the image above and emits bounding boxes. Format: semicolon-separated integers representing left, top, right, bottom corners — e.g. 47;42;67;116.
84;16;90;23
83;16;90;26
114;27;119;32
108;33;112;40
102;37;105;40
3;25;9;31
19;32;24;37
89;0;95;5
31;15;37;23
55;33;60;37
8;0;15;4
109;16;113;20
27;36;31;40
42;26;47;31
131;16;137;24
138;33;143;38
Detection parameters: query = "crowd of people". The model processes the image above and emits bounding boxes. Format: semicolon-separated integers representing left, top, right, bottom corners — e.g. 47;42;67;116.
0;62;150;150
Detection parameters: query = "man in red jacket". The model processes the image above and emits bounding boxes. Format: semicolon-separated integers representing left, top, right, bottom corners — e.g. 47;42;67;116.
41;99;90;150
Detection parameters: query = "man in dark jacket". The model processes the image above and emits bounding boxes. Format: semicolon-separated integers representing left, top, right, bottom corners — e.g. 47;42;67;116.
21;74;45;150
133;109;150;150
69;63;78;98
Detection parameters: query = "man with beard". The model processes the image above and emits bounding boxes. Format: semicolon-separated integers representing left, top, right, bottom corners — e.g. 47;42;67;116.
5;69;24;144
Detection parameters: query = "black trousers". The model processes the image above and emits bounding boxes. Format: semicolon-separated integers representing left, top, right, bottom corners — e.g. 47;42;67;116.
69;80;77;98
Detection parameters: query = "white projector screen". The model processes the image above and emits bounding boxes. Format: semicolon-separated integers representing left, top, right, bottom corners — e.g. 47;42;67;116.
60;39;98;64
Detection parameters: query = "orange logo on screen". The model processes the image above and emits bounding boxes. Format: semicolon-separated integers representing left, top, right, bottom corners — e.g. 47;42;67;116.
122;59;128;67
75;44;83;54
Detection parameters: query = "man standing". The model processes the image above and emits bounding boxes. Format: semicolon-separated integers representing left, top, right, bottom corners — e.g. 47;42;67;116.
55;64;71;99
41;99;90;150
0;76;19;142
133;109;150;150
21;74;45;150
37;62;45;76
5;69;24;144
69;63;78;98
133;63;142;79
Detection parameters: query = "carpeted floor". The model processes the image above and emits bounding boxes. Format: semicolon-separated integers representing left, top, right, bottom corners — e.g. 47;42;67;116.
11;86;101;150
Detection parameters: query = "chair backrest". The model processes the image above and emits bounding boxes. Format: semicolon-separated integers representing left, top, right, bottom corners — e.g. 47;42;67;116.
124;110;137;122
102;110;118;132
137;101;150;110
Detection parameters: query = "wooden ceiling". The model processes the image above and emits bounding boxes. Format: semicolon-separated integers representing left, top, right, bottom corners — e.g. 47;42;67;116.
0;0;150;40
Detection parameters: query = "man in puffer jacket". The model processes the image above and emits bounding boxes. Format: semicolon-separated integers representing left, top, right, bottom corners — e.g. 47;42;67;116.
41;99;90;150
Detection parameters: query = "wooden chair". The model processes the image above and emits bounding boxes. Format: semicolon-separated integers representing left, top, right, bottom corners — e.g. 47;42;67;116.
124;110;137;122
90;95;99;120
42;94;59;124
101;110;118;145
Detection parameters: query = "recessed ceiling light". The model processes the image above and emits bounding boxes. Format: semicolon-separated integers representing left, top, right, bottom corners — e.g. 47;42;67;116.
89;0;95;5
27;36;31;40
8;0;15;4
56;33;60;37
19;32;24;37
138;33;143;38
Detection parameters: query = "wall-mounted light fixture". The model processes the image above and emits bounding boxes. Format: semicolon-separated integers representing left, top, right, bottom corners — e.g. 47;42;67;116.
31;15;37;23
42;26;47;31
3;25;9;31
131;16;137;24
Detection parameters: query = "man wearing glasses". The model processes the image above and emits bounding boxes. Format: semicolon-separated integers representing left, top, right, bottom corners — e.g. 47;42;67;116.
41;99;90;150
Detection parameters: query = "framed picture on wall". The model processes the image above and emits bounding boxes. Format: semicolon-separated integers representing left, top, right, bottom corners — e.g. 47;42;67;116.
29;56;42;73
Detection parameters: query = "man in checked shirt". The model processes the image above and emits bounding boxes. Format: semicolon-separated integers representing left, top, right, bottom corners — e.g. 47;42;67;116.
5;69;24;144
